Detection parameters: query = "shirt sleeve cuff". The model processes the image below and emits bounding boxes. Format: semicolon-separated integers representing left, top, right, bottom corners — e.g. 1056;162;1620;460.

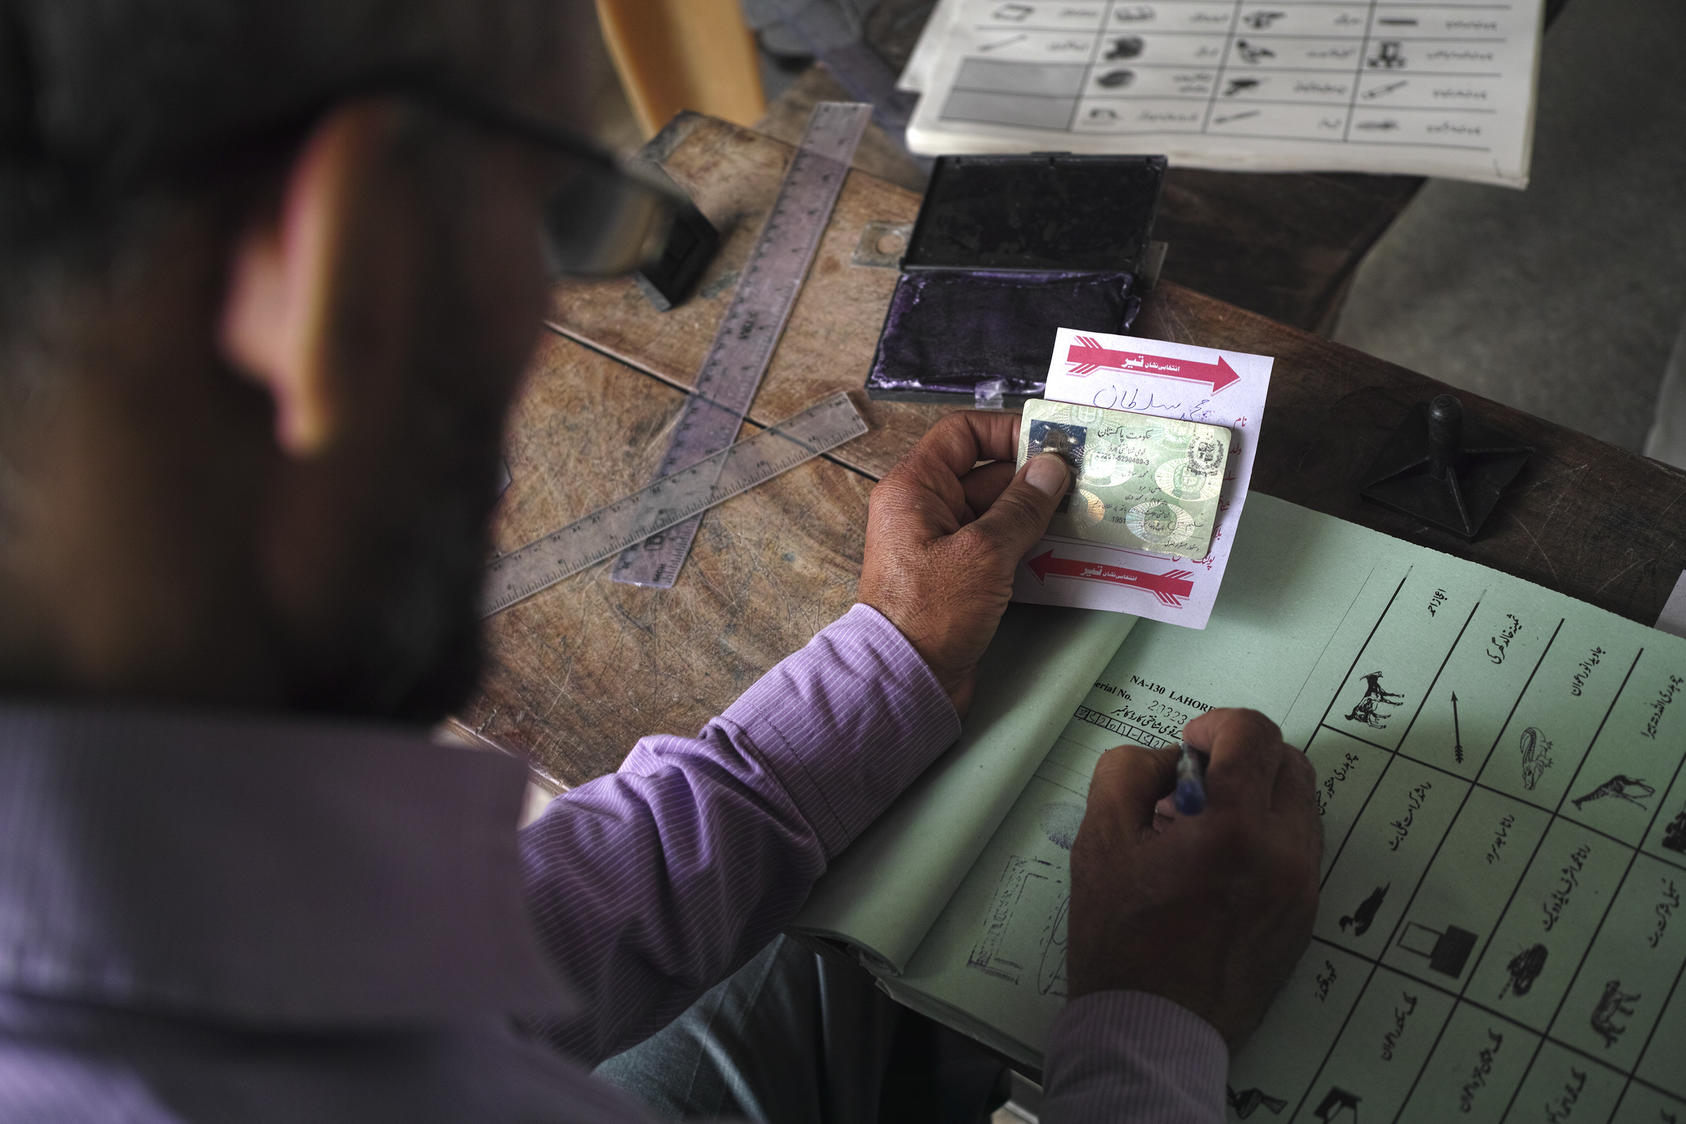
1042;992;1229;1122
714;603;960;856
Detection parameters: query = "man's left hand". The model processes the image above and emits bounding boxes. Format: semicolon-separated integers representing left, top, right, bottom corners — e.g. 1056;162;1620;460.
857;412;1069;716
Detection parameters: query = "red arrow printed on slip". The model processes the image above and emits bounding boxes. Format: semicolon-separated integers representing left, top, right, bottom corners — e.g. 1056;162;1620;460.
1027;550;1195;607
1066;335;1241;392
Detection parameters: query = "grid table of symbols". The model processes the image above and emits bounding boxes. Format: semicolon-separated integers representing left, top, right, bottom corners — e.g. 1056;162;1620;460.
938;1;1526;156
1230;567;1686;1122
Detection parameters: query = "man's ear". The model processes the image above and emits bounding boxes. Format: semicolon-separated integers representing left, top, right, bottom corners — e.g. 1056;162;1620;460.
218;102;418;458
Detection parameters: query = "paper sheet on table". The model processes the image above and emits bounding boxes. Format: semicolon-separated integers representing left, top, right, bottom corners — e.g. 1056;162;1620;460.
900;0;1545;188
791;602;1133;974
1657;571;1686;640
1011;327;1272;629
897;0;963;92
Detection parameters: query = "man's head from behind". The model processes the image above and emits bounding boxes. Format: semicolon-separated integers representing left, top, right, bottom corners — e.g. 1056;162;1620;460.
0;1;602;720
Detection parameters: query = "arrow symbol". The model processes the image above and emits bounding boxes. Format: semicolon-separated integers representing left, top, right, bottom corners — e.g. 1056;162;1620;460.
1451;692;1463;763
1027;550;1195;606
1066;334;1242;392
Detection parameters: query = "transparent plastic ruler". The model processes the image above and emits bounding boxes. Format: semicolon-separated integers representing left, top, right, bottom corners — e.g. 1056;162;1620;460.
611;101;871;589
481;392;867;618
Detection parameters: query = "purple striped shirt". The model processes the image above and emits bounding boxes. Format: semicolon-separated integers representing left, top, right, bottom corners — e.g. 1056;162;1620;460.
0;605;1225;1120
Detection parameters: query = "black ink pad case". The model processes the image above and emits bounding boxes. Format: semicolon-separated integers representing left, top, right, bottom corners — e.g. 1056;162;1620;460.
865;153;1166;406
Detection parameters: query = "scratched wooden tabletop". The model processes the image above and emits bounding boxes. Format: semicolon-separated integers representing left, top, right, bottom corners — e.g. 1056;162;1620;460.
455;114;1686;791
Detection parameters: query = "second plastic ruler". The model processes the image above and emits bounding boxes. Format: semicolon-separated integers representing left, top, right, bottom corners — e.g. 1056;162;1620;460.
482;392;868;618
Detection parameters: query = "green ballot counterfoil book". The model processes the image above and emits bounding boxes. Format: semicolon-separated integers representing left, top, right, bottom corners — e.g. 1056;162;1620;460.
792;495;1686;1121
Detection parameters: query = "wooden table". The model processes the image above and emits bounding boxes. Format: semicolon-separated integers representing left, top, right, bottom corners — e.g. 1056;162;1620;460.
457;114;1686;791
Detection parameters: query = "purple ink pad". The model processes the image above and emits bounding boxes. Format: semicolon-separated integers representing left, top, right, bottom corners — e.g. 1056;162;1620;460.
867;270;1138;403
865;154;1165;404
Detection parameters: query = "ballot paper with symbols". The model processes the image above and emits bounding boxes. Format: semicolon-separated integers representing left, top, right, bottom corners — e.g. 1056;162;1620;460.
796;492;1686;1121
1011;327;1271;629
898;0;1547;188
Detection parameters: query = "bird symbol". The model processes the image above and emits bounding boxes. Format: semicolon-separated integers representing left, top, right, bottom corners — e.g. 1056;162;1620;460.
1339;883;1389;935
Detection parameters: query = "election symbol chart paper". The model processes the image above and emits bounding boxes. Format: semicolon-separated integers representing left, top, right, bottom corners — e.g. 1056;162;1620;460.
900;0;1547;188
1011;327;1271;628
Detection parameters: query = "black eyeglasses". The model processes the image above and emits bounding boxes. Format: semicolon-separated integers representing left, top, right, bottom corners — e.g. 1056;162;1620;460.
400;81;689;278
56;73;690;280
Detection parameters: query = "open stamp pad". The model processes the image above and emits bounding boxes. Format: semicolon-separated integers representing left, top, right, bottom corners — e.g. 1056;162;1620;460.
1017;399;1231;560
865;154;1165;406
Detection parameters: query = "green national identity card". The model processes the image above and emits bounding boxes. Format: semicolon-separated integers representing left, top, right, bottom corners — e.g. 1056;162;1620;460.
1016;399;1232;560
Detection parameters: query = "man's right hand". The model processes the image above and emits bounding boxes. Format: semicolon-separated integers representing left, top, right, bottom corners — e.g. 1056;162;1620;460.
856;412;1069;717
1066;708;1321;1048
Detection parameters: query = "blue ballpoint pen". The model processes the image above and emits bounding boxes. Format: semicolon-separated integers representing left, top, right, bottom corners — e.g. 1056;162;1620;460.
1174;739;1208;815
